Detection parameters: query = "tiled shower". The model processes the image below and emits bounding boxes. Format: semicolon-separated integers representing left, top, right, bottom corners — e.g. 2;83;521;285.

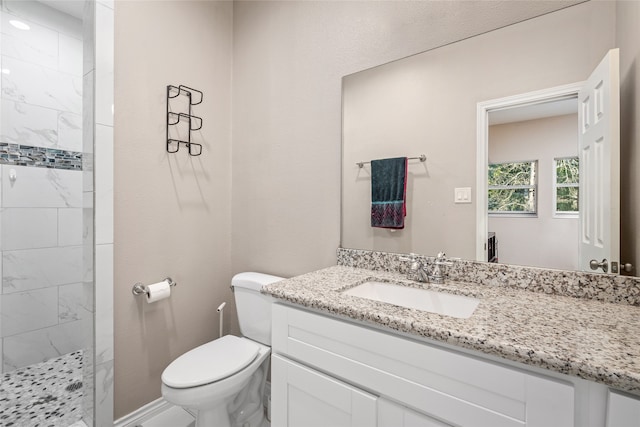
0;0;114;425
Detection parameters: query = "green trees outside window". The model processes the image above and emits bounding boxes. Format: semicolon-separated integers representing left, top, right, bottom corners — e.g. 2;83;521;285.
555;157;579;213
487;158;579;216
488;161;537;214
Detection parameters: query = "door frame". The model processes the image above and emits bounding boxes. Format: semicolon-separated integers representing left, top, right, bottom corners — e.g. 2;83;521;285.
475;82;585;262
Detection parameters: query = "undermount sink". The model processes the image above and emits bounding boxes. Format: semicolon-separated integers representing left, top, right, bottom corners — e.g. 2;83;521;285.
342;281;479;319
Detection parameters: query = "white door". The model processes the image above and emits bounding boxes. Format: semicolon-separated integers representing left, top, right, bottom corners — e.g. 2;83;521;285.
271;354;378;427
578;48;620;274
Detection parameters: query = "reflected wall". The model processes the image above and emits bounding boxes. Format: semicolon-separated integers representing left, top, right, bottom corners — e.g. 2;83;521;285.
341;1;616;260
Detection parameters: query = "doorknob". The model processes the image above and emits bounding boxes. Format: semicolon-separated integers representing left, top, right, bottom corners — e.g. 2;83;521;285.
589;259;608;273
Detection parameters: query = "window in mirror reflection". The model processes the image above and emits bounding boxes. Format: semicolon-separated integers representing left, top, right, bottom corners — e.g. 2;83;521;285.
554;157;579;215
488;161;538;214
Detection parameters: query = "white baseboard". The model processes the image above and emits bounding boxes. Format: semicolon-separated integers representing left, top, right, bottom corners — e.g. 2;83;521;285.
114;383;271;427
114;397;174;427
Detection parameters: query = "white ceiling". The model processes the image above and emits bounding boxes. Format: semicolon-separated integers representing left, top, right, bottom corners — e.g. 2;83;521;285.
489;97;578;125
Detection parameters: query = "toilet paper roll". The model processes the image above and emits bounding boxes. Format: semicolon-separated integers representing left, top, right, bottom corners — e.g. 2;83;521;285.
146;280;171;303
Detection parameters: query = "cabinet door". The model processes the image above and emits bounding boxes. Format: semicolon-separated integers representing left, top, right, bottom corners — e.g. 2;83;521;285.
273;303;574;427
607;390;640;426
378;398;453;427
272;354;377;427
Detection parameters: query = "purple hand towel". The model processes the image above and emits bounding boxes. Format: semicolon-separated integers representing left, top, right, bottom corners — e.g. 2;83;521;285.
371;157;407;229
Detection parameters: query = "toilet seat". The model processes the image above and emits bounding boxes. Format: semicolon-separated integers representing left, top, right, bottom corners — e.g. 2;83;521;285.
162;335;260;389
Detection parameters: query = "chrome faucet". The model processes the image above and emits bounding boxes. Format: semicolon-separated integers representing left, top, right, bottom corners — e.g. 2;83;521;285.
400;252;454;283
399;253;430;282
429;252;453;284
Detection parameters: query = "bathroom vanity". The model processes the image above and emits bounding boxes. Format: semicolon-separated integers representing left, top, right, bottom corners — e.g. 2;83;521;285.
264;259;640;427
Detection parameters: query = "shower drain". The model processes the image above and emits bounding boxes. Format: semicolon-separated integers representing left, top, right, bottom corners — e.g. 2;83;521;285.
65;381;83;392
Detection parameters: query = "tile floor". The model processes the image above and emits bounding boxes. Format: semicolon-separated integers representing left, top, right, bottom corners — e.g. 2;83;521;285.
0;351;84;426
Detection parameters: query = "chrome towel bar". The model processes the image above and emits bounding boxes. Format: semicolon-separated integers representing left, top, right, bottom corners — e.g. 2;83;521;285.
356;154;426;168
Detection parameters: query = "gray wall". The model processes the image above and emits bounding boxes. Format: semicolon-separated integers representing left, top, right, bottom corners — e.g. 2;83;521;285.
230;0;579;277
489;114;579;270
113;0;233;418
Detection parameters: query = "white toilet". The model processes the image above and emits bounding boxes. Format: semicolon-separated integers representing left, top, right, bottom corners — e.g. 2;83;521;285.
161;272;282;427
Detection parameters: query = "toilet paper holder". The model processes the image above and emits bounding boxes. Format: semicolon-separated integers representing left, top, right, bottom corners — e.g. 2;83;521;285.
132;277;177;296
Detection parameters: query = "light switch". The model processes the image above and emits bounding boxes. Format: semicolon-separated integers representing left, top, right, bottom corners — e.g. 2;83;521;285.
454;187;472;204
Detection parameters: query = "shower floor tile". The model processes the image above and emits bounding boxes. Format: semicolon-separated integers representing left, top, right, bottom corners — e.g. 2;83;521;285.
0;351;84;427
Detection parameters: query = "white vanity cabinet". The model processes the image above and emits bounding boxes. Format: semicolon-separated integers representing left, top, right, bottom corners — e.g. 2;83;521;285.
607;390;640;426
378;398;459;427
271;303;575;427
272;354;377;426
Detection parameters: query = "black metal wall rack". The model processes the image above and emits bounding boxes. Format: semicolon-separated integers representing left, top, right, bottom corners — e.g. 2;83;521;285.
166;85;203;156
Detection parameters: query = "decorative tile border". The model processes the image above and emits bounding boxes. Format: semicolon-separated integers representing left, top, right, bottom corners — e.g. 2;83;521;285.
0;143;83;171
337;247;640;306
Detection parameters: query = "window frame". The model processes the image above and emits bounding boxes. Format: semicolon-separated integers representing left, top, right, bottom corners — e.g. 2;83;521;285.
487;159;538;216
553;156;579;218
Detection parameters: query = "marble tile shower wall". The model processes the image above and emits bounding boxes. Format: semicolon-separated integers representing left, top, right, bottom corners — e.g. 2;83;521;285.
0;6;83;155
86;1;115;425
0;5;88;373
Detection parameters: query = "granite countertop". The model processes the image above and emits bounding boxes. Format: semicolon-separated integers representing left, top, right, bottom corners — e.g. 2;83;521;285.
263;265;640;395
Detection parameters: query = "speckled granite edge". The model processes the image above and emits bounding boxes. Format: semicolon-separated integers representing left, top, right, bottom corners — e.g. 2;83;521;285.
337;247;640;306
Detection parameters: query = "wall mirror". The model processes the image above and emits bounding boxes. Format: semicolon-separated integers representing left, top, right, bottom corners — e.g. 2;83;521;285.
341;1;636;276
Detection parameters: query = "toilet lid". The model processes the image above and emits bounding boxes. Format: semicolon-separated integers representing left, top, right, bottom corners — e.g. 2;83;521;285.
162;335;260;389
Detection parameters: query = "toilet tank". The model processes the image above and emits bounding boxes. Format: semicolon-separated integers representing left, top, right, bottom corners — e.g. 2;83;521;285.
232;272;283;346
